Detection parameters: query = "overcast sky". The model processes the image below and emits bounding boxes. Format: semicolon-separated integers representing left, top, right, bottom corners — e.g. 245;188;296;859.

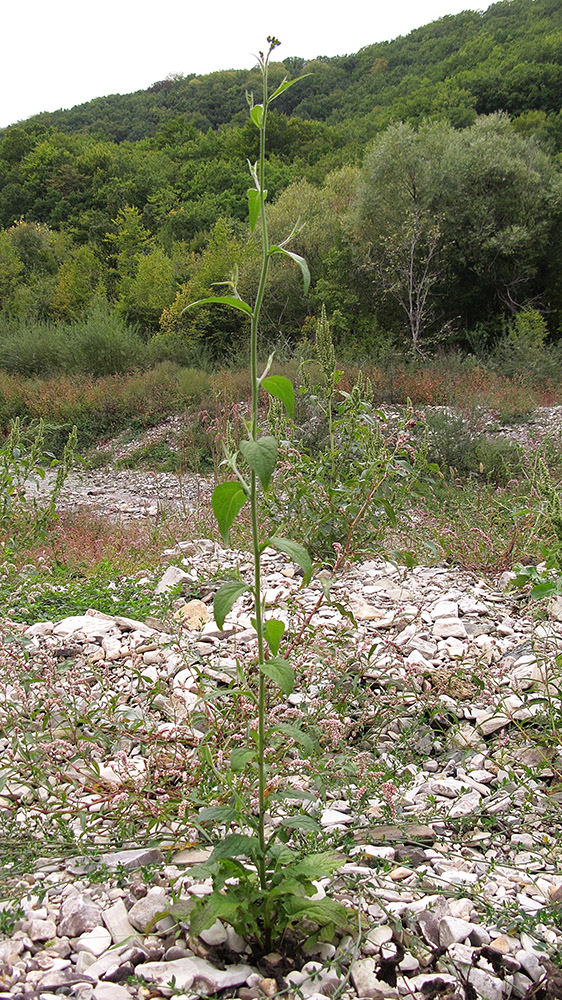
1;0;485;130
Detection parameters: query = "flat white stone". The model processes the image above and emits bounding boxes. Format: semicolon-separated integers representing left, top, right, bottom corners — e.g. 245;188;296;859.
101;899;140;946
367;926;394;947
439;916;474;947
448;790;481;818
433;618;467;639
75;925;112;957
360;845;396;860
431;600;459;619
53;616;117;639
447;942;475;966
399;953;419;972
428;778;465;798
403;973;457;995
351;958;399;998
476;711;511;735
320;808;353;826
93;985;132;1000
200;919;228;946
102;637;122;661
140;957;254;992
127;887;169;932
516;949;544;982
155;565;194;594
444;636;465;657
409;636;438;657
467;968;507;1000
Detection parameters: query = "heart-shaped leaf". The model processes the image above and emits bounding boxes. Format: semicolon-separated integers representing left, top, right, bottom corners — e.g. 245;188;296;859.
269;73;312;102
240;436;277;490
261;375;295;418
273;722;314;755
211;481;248;543
250;103;264;128
211;833;260;861
267;535;312;585
261;656;294;695
280;814;320;831
214;580;250;630
247;188;260;232
183;295;253;317
264;618;285;655
198;805;237;825
230;748;257;771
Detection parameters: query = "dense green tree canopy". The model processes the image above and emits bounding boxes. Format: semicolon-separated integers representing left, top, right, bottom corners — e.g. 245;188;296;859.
0;0;560;355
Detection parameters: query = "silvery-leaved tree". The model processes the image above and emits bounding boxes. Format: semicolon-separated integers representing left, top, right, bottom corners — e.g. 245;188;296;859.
184;38;353;956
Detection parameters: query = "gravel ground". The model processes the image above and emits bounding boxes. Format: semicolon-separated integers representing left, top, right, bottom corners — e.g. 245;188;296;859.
0;536;561;998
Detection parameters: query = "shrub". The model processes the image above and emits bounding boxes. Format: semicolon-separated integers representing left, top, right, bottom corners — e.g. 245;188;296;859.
423;409;528;484
65;300;147;377
0;300;146;378
0;319;68;376
489;310;562;387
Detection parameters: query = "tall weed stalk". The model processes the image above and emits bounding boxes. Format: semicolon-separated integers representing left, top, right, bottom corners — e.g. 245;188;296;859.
184;40;351;955
0;417;76;559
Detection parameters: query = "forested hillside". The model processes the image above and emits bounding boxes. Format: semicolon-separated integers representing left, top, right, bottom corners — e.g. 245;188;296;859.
0;0;561;369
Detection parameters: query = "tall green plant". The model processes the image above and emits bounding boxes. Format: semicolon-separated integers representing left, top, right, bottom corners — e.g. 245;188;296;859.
184;40;352;954
0;417;76;557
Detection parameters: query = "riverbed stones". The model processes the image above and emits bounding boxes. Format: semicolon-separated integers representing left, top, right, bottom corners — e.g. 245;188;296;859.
2;528;562;998
438;916;474;947
126;888;170;933
140;956;254;992
155;564;195;594
57;893;102;937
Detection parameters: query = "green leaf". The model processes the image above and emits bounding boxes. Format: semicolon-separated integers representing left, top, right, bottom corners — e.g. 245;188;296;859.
190;892;243;938
269;73;312;102
271;788;317;803
266;876;313;900
269;246;311;294
267;536;312;585
230;748;256;771
250;103;264;128
261;656;294;695
531;581;559;599
381;497;397;526
183;295;253;317
280;814;320;832
273;722;314;756
264;618;285;656
247;188;260;232
198;805;237;825
211;481;248;543
268;842;297;864
211;833;260;861
240;436;277;490
167;899;197;922
214;580;250;630
261;375;295;418
289;852;344;878
189;856;248;883
283;896;353;929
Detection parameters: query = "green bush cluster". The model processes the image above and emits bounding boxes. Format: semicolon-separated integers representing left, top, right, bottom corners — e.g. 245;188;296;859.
0;300;146;378
2;0;562;364
423;410;528;485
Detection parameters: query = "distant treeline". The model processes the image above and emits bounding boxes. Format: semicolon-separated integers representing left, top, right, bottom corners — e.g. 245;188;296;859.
0;0;561;362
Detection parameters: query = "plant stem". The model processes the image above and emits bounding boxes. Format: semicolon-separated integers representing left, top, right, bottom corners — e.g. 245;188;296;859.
250;43;274;949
